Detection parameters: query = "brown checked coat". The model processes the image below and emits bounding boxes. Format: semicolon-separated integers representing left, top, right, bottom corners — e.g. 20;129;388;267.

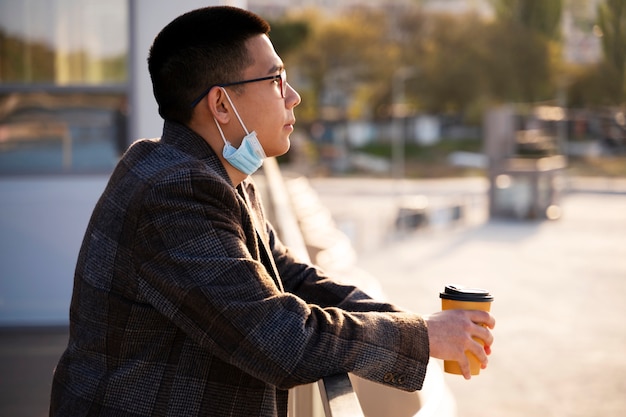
49;121;430;417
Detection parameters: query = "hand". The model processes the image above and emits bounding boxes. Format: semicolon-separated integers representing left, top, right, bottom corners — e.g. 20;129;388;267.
424;309;495;380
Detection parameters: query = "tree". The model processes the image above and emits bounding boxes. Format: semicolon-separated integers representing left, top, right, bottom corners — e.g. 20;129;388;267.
485;20;555;104
278;2;568;124
490;0;564;40
287;8;396;122
483;0;564;105
401;13;492;115
0;29;55;83
267;19;310;58
597;0;626;102
567;61;623;107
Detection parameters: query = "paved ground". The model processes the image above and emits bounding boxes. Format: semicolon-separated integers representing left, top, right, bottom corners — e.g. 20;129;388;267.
311;177;626;417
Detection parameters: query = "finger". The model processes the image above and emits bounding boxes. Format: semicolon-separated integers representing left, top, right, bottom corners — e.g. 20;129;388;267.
468;310;496;329
465;310;494;327
476;325;494;347
457;356;472;380
468;340;489;368
467;320;493;346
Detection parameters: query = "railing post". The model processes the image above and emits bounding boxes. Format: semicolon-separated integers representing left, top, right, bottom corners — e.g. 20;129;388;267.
318;374;364;417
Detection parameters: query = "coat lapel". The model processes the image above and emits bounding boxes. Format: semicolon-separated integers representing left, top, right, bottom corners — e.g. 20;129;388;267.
238;183;284;293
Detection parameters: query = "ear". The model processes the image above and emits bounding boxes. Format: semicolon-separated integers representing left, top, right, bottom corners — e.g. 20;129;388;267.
207;87;231;124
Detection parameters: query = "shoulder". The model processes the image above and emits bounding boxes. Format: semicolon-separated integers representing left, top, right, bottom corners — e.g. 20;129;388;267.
118;135;228;186
101;137;238;216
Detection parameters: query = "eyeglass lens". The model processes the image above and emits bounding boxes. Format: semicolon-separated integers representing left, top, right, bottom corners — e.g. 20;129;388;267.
282;71;288;98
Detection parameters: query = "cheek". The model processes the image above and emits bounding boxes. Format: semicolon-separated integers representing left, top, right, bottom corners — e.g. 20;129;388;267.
248;103;280;129
255;106;285;135
246;101;288;153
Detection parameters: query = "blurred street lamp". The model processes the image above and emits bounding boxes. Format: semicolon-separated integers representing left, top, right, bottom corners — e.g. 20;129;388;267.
391;67;417;182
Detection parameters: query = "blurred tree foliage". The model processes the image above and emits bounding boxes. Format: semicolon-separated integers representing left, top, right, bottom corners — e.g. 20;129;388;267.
489;0;563;40
267;19;310;57
0;29;55;82
567;0;626;106
596;0;626;102
268;0;625;126
269;9;396;122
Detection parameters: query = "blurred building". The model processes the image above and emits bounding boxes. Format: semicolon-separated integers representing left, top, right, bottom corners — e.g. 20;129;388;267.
0;0;244;326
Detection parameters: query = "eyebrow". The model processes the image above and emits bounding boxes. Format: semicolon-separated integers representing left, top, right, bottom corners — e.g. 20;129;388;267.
268;64;284;74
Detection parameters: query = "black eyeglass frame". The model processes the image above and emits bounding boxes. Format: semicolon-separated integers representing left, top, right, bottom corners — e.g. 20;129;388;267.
190;70;286;108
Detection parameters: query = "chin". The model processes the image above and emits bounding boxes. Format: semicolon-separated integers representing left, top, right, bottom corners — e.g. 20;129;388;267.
270;139;291;158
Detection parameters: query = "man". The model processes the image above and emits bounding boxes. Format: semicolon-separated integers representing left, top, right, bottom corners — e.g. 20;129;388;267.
50;6;494;417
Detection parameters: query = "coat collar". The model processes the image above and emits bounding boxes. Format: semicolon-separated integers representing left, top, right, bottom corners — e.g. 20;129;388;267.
160;120;233;186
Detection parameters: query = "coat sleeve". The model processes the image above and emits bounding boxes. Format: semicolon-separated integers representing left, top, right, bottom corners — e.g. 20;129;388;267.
134;168;430;392
266;220;405;312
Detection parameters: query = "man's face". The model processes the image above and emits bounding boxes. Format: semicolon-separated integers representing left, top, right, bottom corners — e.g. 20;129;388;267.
224;34;301;158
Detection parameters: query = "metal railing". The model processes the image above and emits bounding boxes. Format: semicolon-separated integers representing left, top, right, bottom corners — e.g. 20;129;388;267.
261;157;364;417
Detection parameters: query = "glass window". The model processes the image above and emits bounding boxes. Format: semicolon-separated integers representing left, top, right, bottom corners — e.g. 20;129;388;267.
0;0;128;85
0;0;128;174
0;92;127;174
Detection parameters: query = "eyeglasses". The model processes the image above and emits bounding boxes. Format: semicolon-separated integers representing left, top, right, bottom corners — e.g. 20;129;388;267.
190;70;287;108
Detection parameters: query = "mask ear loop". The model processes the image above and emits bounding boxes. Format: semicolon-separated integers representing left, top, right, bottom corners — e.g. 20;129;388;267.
213;117;229;146
219;87;250;136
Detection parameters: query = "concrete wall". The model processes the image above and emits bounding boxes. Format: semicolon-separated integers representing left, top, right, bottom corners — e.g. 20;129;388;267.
0;176;108;325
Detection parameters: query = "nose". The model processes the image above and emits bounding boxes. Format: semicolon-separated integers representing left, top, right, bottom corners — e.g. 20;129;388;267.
285;82;301;108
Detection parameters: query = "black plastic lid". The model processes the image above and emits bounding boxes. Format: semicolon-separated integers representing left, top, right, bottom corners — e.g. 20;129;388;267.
439;285;493;302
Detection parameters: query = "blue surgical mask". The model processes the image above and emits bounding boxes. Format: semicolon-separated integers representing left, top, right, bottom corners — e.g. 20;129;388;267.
213;88;266;175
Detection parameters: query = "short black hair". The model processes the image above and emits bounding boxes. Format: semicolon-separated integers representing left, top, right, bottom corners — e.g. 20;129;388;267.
148;6;271;124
